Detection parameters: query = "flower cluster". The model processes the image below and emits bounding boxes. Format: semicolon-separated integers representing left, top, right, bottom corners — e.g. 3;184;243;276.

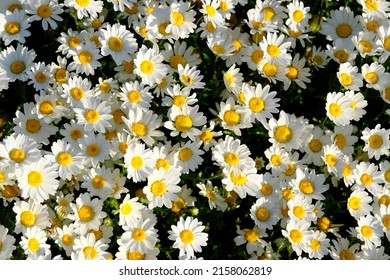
0;0;390;260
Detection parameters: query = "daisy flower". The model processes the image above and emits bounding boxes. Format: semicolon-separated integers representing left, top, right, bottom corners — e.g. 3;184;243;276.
64;0;103;20
178;64;206;89
320;6;361;42
165;0;197;39
78;132;111;168
377;23;390;63
326;39;357;64
0;44;36;82
245;7;276;35
56;28;83;58
25;0;63;30
0;225;16;260
353;161;384;196
256;0;286;27
99;23;138;65
308;45;331;69
287;194;316;223
337;62;363;91
62;75;94;108
301;126;331;166
375;204;390;241
241;43;264;71
81;166;115;200
304;230;330;259
168;216;208;258
74;97;112;133
0;133;41;170
0;1;25;13
164;104;207;141
355;214;383;246
223;64;243;94
358;0;390;19
266;110;311;151
12;200;50;235
26;62;54;93
198;120;223;151
234;226;268;255
264;144;290;173
207;32;236;58
222;167;260;199
328;124;358;156
361;124;390;160
68;193;107;235
256;172;281;200
212;135;255;175
285;0;311;32
325;91;354;126
94;77;119;101
347;190;373;219
282;219;311;256
351;30;379;57
68;41;102;76
143;168;180;209
200;0;224;28
259;32;292;66
134;44;168;86
362;242;390;260
330;237;363;260
117;194;144;228
59;119;85;146
18;158;59;204
242;82;280;126
344;90;367;122
118;80;153;112
197;180;228;212
250;197;280;230
217;97;252;136
162;84;198;109
0;9;31;45
162;40;200;71
171;184;197;213
119;218;159;254
54;192;74;219
361;61;387;91
152;142;178;173
290;168;328;201
20;227;50;258
321;144;346;176
71;233;109;260
283;53;311;90
115;246;159;260
259;59;289;84
379;161;390;187
173;140;205;174
124;142;155;183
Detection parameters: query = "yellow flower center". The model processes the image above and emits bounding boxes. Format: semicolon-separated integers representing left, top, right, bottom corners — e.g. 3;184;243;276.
62;235;74;247
293;206;306;219
293;10;304;23
172;96;187;109
366;20;379;32
284;163;296;176
99;83;111;94
83;246;98;260
28;238;40;253
251;50;264;65
270;154;283;166
132;123;148;137
10;61;25;74
39;101;54;115
20;211;36;227
317;217;331;232
336;23;353;38
340;250;355;260
55;68;67;84
118;142;129;154
369;134;383;149
26;119;41;134
224;153;240;166
37;5;52;18
169;55;186;69
289;29;303;39
121;204;132;216
299;180;315;195
365;72;378;84
68;36;81;48
262;7;275;21
175;115;193;132
173;12;184;26
206;189;217;201
9;149;26;163
172;197;186;213
262;62;278;77
78;206;95;222
91;19;102;29
180;230;195;244
340;73;353;86
334;50;349;63
87;144;100;157
249;98;265;113
199;130;213;142
124;60;135;74
71;88;85;101
360;41;372;53
181;75;193;85
223;110;240;126
28;171;43;187
35;71;48;83
360;173;373;186
334;134;347;149
206;5;216;17
245;230;260;243
310;239;321;251
70;129;83;141
151;181;166;196
131;156;144;170
156;159;170;171
213;45;226;55
309;139;323;153
5;22;20;35
205;21;216;33
287;66;298;79
140;60;154;74
329;103;342;117
290;229;303;243
383;215;390;229
256;207;270;222
128;90;141;103
112;109;125;125
348;197;361;210
8;4;23;12
365;0;379;11
85;110;100;124
379;195;390;206
79;51;92;64
127;251;145;260
233;39;242;53
274;126;293;143
267;45;280;57
76;0;90;7
230;171;247;186
157;78;167;89
325;154;337;167
92;175;106;189
361;225;373;238
383;38;390;52
260;183;273;196
109;37;124;52
179;148;192;161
